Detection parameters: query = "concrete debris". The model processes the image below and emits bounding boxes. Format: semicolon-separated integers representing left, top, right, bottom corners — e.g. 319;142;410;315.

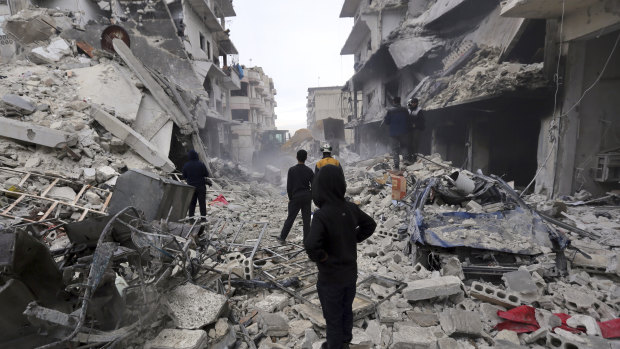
0;2;619;349
145;329;208;349
165;283;227;329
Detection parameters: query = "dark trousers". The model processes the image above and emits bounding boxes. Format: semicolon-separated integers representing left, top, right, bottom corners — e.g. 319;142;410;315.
317;280;356;349
189;185;206;218
280;192;311;240
390;134;415;169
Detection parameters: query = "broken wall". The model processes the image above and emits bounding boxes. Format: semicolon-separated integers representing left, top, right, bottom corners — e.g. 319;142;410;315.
0;1;16;63
553;30;620;197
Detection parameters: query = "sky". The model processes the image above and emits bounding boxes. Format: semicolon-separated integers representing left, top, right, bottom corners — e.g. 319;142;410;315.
227;0;354;135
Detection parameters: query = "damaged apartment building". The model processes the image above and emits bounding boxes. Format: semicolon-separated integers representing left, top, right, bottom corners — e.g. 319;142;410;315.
306;86;358;153
340;0;620;196
0;0;279;172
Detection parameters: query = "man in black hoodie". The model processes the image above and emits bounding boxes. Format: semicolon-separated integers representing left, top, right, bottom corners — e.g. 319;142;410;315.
182;150;212;219
277;149;314;243
304;165;376;349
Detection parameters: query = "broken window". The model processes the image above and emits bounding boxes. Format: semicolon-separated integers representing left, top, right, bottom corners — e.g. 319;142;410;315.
199;32;206;51
232;109;249;122
231;82;249;97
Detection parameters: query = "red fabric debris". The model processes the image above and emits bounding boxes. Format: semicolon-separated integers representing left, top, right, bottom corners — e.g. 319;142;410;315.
209;194;229;206
497;305;539;326
599;318;620;339
495;321;539;333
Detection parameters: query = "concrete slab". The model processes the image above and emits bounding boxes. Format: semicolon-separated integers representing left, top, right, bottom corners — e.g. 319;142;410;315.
439;309;483;337
0;116;77;148
72;63;142;123
2;94;36;114
145;328;207;349
165;283;227;330
390;325;437;348
259;312;289;337
402;276;463;301
91;106;175;172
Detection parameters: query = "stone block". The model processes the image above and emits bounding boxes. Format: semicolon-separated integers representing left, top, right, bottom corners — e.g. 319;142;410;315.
478;303;505;325
502;269;538;295
563;289;596;311
165;283;227;329
288;319;313;338
96;166;117;183
439;309;483;337
390;326;437;349
534;309;561;330
351;327;373;347
406;311;439;327
83;168;96;182
495;330;520;346
259;312;289;337
47;186;77;202
470;281;521;309
441;256;465;280
2;94;36;114
523;328;547;344
254;293;288;313
145;329;207;349
403;276;462;301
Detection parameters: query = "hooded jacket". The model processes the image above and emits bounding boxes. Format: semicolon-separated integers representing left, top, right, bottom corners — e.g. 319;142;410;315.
182;150;210;187
304;165;377;285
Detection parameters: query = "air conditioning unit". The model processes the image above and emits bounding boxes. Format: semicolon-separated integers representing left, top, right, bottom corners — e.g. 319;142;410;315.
594;152;620;182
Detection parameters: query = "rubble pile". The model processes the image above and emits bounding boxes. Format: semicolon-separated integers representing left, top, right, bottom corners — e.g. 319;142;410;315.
417;48;548;109
3;149;620;349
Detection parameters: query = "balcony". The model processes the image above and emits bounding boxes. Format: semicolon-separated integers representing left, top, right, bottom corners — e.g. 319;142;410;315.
230;96;250;110
249;97;263;109
222;67;241;90
247;70;261;84
187;0;224;32
214;0;236;17
501;0;620;40
272;88;277;96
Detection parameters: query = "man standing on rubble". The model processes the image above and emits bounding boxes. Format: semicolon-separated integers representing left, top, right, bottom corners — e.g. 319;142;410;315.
384;97;412;170
182;149;212;220
315;143;342;174
407;97;426;162
277;149;314;244
305;165;377;349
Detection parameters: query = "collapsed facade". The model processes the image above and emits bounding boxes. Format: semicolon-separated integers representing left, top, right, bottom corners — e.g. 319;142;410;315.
306;86;356;149
0;0;279;172
340;0;620;197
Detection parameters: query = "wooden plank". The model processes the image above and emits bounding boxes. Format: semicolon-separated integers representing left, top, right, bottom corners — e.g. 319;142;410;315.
2;194;25;214
73;185;89;205
79;209;89;221
40;178;59;197
0;189;107;215
18;173;31;186
40;201;59;220
101;192;113;211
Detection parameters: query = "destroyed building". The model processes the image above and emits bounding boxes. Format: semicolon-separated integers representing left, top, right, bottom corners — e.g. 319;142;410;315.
306;86;357;150
341;0;620;196
1;1;620;349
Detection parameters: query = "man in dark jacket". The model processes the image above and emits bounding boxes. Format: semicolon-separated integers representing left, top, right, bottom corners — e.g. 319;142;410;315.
277;149;314;244
384;97;411;170
182;150;212;219
304;165;376;349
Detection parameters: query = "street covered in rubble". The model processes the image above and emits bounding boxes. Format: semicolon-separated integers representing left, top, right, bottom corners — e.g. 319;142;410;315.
1;0;620;349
